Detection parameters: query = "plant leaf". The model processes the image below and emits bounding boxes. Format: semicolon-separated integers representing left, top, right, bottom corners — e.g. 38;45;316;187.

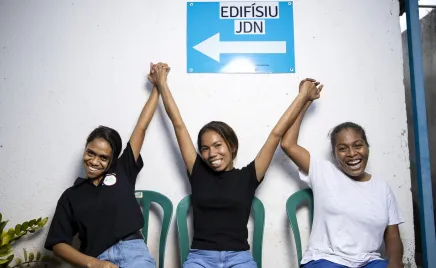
14;225;21;236
0;232;10;246
7;228;15;240
0;251;12;258
39;218;48;227
0;254;14;266
15;257;22;265
0;221;8;235
23;248;27;262
0;213;2;223
36;252;41;261
28;220;36;227
0;245;11;255
28;252;34;262
21;222;29;231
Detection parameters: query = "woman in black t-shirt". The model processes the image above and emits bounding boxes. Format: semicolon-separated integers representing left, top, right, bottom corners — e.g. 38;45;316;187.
44;64;163;268
149;62;323;268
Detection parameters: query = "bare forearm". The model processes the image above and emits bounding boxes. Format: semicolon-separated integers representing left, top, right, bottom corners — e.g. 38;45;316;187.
386;238;403;266
281;101;311;148
134;86;159;133
53;243;95;267
271;93;309;138
129;87;160;161
157;83;185;128
384;225;404;267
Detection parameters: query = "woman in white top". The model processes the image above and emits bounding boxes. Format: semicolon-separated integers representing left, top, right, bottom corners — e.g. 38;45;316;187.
280;79;404;268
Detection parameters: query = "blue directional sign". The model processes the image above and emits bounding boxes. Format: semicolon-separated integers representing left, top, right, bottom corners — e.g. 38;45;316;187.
187;1;295;74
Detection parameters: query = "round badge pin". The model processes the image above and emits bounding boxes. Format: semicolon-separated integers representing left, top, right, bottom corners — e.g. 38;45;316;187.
103;174;117;186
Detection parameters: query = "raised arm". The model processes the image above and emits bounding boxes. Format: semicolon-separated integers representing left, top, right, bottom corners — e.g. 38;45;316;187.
254;79;323;181
280;98;312;174
150;63;197;174
280;79;324;174
129;63;161;162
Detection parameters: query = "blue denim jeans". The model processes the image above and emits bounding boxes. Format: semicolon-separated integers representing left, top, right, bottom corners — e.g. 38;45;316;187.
183;249;257;268
302;259;388;268
97;239;156;268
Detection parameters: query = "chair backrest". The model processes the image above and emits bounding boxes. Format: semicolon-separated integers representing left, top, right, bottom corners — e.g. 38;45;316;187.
135;190;173;268
176;195;265;268
285;188;314;266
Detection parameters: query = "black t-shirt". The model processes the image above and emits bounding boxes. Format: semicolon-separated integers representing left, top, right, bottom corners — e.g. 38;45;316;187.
189;154;261;251
44;143;144;257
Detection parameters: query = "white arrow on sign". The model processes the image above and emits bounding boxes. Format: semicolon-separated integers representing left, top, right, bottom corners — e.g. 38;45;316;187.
193;33;286;62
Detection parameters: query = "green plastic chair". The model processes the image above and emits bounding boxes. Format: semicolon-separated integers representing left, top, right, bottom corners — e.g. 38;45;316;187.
176;195;265;268
286;188;314;266
135;190;173;268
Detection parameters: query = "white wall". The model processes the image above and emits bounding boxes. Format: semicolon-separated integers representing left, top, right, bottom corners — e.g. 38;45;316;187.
0;0;415;267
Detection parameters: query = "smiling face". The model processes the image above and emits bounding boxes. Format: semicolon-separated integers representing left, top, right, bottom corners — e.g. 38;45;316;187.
333;128;370;181
200;130;234;172
83;138;112;181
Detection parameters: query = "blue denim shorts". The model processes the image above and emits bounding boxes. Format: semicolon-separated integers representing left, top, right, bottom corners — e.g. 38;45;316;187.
183;249;258;268
302;259;388;268
97;239;156;268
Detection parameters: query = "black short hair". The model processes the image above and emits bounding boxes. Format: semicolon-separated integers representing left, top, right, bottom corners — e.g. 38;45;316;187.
329;122;369;151
197;121;239;159
86;126;122;168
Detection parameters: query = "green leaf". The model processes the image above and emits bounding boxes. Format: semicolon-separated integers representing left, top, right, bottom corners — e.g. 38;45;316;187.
15;257;22;265
39;218;48;227
28;252;34;262
7;228;15;239
0;245;12;257
0;251;12;258
21;222;29;231
36;252;41;261
0;254;14;266
0;213;2;223
0;245;11;254
14;225;21;236
0;232;10;246
0;221;8;235
36;218;41;224
28;220;36;227
23;248;27;262
6;254;14;267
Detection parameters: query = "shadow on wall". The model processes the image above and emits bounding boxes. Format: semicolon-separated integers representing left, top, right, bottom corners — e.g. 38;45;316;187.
401;9;436;267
